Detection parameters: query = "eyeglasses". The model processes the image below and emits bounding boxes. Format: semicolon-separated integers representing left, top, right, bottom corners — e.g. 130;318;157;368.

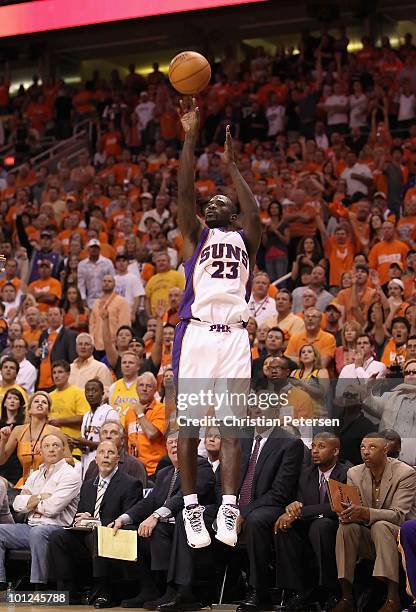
405;370;416;376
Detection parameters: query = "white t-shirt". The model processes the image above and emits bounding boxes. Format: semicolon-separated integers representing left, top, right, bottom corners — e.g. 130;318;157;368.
341;163;373;196
398;93;416;121
115;272;144;308
349;94;367;128
135;101;155;129
325;95;348;126
80;404;120;475
266;105;286;136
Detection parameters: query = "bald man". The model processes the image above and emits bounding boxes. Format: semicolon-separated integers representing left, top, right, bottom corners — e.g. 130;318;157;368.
0;434;81;589
49;440;142;606
274;433;348;610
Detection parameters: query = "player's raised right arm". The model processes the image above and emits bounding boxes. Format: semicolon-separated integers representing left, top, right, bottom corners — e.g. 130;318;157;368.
178;97;203;256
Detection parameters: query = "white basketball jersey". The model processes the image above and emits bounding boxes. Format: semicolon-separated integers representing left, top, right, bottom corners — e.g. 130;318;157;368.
180;227;251;324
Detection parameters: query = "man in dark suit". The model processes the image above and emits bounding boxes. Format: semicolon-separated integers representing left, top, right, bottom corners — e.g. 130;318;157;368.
36;307;77;391
234;397;304;612
274;432;348;611
84;420;147;487
111;430;215;609
49;440;142;608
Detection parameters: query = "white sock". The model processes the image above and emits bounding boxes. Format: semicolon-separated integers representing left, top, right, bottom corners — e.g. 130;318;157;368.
222;495;237;506
184;494;198;508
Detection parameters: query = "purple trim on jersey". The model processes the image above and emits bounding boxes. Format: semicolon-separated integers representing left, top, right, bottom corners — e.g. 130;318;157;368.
172;320;189;387
238;229;252;304
245;273;252;303
179;227;210;319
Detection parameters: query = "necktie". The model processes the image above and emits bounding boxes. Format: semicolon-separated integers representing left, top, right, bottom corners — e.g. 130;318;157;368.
239;435;262;508
319;473;327;504
164;468;179;504
94;480;107;519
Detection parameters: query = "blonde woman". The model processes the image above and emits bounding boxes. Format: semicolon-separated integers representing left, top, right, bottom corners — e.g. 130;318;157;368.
335;320;363;375
0;391;73;487
290;343;329;410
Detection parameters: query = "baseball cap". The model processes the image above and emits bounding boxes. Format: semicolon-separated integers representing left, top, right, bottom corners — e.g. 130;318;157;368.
115;253;128;261
325;303;341;313
374;191;387;199
87;239;100;248
129;337;144;347
40;230;52;238
39;259;52;267
140;192;153;200
389;261;403;270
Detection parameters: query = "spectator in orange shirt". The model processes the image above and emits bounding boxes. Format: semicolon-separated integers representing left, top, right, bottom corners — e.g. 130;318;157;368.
28;260;62;313
368;220;409;285
124;372;166;476
100;121;122;158
26;94;52;134
195;170;216;199
285;307;336;369
0;259;21;294
317;218;356;289
73;85;94;121
22;306;42;350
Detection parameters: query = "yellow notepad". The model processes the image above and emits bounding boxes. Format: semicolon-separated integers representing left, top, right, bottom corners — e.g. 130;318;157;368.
97;526;138;561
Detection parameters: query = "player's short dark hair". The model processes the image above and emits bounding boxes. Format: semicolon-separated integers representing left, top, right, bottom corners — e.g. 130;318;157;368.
86;378;104;393
116;325;134;336
391;317;411;334
267;326;285;339
362;432;387;441
379;429;401;443
314;431;340;446
1;356;19;373
52;360;70;372
357;333;372;343
280;356;297;372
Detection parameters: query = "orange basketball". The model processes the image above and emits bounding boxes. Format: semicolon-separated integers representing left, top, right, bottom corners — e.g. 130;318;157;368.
168;51;211;95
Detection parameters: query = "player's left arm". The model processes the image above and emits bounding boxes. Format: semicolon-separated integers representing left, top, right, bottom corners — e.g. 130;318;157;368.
224;125;262;267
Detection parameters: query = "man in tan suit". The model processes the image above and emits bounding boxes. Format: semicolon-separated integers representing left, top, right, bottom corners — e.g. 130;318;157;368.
332;432;416;612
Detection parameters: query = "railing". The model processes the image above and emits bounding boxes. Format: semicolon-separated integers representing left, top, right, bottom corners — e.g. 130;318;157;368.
272;272;291;286
10;118;91;174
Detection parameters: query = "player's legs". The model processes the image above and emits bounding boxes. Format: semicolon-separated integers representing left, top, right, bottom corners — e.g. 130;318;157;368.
214;328;251;547
173;322;214;549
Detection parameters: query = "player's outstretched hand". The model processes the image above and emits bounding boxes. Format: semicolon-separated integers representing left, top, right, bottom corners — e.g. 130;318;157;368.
223;125;235;165
178;97;199;135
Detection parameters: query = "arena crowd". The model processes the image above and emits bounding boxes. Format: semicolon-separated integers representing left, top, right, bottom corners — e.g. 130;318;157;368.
0;25;415;612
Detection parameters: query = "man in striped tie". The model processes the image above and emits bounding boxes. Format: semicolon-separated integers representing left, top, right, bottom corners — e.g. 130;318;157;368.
49;440;142;607
234;397;304;612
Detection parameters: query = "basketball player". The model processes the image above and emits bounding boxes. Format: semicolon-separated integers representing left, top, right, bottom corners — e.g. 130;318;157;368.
173;97;261;549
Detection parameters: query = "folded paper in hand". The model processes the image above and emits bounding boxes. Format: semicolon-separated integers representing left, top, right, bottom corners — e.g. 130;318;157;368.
97;526;137;562
327;479;362;514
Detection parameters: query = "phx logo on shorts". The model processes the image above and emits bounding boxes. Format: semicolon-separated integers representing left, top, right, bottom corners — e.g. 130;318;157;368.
209;324;231;333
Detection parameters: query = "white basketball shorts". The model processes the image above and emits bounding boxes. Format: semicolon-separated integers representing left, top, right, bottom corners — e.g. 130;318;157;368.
172;319;251;423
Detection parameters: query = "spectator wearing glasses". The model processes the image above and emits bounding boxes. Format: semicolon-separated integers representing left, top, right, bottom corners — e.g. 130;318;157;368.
363;360;416;464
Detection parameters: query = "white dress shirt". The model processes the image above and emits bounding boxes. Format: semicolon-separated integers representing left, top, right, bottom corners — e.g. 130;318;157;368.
336;357;387;397
13;459;81;526
248;295;277;325
16;358;37;394
81;404;120;475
